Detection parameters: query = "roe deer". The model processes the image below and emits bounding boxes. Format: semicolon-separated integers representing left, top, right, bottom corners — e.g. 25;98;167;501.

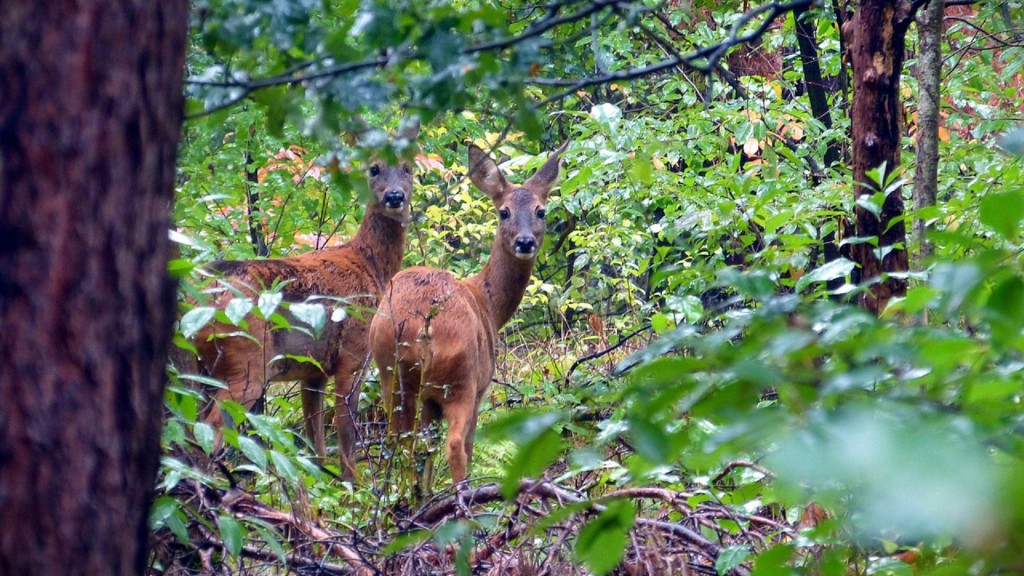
194;122;419;480
368;140;568;486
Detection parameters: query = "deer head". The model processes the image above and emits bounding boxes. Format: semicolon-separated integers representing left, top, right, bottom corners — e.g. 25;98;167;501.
467;140;568;261
366;119;420;222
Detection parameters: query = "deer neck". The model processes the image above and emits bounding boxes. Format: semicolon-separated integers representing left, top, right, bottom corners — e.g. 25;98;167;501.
348;204;407;286
468;236;536;333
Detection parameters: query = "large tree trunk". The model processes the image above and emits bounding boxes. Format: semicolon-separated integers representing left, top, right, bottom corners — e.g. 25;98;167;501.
913;0;944;266
849;0;915;315
0;2;188;575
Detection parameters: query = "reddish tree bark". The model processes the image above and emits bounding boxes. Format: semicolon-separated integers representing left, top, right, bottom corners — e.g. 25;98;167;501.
0;2;187;574
849;0;916;314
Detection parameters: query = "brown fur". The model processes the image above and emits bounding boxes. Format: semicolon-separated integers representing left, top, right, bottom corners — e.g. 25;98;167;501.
369;141;568;485
195;123;419;480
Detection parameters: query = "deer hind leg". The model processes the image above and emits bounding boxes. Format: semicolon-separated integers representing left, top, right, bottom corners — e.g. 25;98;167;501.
390;361;423;438
333;352;369;481
462;401;481;475
300;377;328;458
415;398;443;498
442;391;477;484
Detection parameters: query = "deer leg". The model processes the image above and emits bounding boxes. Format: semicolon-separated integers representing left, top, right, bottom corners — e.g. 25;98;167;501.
300;377;328;458
462;401;481;474
442;392;476;484
416;399;442;498
333;353;369;481
204;356;265;428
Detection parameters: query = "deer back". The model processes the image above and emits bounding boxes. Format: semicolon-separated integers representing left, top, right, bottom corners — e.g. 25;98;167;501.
194;121;419;392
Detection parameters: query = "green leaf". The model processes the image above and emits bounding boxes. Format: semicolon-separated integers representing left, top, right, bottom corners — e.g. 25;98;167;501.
149;496;179;527
289;302;326;336
930;262;983;313
979;191;1024;239
628;417;671;464
629;155;653;185
257;291;284;318
193;422;215;455
180;307;216;339
218;515;244;558
575;500;636;575
255;526;287;563
716;545;751;575
177;373;228;390
165;510;189;545
382;528;432;554
796;258;855;291
590;103;622;132
225;297;253;326
482;409;564;444
750;543;795;576
270;450;300;484
237;436;267;470
650;312;673;335
502;429;565;499
666;294;703;323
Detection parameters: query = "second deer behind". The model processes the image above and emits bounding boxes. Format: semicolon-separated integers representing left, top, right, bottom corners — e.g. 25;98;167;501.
194;122;419;481
369;140;569;488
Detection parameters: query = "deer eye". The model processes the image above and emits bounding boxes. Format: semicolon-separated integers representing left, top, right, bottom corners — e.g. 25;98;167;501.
369;164;381;177
536;208;546;220
499;208;511;221
403;163;412;174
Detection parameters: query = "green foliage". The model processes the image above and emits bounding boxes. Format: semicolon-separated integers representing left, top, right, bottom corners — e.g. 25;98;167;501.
575;499;636;575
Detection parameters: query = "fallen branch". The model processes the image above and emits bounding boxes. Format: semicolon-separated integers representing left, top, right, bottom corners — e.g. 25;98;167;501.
221;488;376;575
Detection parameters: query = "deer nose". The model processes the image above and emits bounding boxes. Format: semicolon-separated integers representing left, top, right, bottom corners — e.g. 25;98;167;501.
513;236;537;256
382;190;406;209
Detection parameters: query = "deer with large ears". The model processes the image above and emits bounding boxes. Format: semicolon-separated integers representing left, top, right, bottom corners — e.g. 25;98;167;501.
369;140;569;487
194;121;420;480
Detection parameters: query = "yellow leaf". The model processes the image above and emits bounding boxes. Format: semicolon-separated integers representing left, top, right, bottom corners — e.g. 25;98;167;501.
652;157;666;171
938;126;951;142
743;137;761;156
788;122;804;140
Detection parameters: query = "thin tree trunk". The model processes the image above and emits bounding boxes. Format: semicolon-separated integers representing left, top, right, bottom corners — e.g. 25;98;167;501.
793;4;841;169
245;128;270;257
0;2;188;574
849;0;915;315
914;0;944;266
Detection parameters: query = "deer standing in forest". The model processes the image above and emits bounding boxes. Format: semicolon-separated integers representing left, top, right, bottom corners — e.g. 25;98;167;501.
368;140;568;488
194;122;419;480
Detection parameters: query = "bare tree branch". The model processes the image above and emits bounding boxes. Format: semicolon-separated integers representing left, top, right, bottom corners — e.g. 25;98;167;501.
185;0;831;117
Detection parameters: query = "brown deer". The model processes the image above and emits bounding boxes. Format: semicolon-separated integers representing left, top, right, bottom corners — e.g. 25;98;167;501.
368;140;568;486
194;122;419;480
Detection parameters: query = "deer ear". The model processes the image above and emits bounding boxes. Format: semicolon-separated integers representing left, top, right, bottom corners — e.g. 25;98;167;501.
468;145;508;202
523;141;569;200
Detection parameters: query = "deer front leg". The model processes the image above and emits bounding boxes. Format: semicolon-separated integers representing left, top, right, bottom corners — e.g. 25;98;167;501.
300;377;328;458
